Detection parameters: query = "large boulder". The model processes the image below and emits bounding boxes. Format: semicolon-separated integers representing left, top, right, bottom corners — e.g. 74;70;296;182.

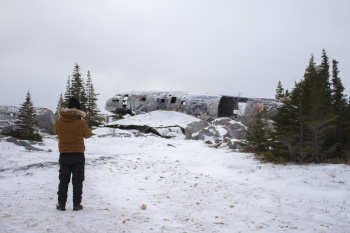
1;126;17;134
213;118;247;139
193;126;221;141
35;109;57;135
185;120;210;139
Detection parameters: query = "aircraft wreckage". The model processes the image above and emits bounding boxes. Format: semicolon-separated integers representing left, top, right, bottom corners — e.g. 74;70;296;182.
105;91;281;120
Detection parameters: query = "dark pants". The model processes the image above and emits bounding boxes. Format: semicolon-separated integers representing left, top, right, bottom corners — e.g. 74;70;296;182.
57;153;85;204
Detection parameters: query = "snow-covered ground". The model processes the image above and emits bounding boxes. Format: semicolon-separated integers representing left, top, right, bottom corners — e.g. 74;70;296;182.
0;115;349;232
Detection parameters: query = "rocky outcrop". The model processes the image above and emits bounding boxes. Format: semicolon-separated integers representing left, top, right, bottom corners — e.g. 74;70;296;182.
185;121;210;139
212;118;247;139
185;117;247;149
34;109;57;134
5;136;44;151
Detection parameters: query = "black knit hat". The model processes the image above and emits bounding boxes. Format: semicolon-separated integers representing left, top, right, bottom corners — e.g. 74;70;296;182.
68;97;81;110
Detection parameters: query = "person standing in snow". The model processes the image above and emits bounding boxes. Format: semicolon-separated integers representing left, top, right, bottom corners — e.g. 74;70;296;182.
54;97;92;211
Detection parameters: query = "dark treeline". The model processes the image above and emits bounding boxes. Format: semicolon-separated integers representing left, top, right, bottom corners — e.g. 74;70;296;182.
244;49;349;164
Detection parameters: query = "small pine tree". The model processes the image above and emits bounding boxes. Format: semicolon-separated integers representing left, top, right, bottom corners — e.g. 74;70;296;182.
331;60;347;113
284;89;290;98
63;75;72;107
12;91;42;141
70;63;87;111
56;93;65;114
319;49;332;109
270;81;307;162
71;64;84;102
80;78;88;112
241;104;270;157
85;70;100;128
275;80;285;101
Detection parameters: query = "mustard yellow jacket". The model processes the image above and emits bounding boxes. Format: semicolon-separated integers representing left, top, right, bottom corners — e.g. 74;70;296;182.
54;108;92;153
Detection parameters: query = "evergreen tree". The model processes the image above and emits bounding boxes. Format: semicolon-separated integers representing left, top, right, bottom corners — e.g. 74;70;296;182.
80;78;88;112
13;91;42;141
269;52;337;163
270;80;307;162
331;60;347;113
63;75;72;107
60;64;101;128
344;103;350;161
71;64;83;102
275;80;285;101
302;54;335;161
56;93;65;114
319;49;332;109
326;59;349;158
70;63;87;111
284;89;290;98
269;90;298;162
241;103;270;157
85;70;101;127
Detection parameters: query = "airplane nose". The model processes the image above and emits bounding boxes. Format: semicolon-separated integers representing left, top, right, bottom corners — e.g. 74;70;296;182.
105;97;116;112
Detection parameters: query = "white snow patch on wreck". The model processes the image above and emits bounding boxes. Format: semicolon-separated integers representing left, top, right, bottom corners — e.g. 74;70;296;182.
107;110;201;128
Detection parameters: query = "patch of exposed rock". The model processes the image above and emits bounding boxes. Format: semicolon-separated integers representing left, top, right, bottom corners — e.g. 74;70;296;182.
5;136;44;152
185;117;247;149
35;109;57;134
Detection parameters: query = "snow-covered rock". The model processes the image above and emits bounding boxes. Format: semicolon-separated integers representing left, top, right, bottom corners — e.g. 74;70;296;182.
106;110;200;138
34;109;57;135
212;117;247;139
185;117;247;148
106;112;247;148
185;120;210;139
0;106;57;135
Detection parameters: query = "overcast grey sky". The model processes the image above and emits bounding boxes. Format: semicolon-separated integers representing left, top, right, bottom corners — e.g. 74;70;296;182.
1;0;349;113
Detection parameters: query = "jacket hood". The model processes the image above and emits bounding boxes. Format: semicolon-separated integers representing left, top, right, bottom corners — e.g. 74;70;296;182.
58;108;86;119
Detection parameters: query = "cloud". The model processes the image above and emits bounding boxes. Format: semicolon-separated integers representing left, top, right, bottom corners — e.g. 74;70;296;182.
1;0;349;112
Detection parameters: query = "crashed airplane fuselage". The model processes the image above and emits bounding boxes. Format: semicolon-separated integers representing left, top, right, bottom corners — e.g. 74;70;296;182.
105;91;279;120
